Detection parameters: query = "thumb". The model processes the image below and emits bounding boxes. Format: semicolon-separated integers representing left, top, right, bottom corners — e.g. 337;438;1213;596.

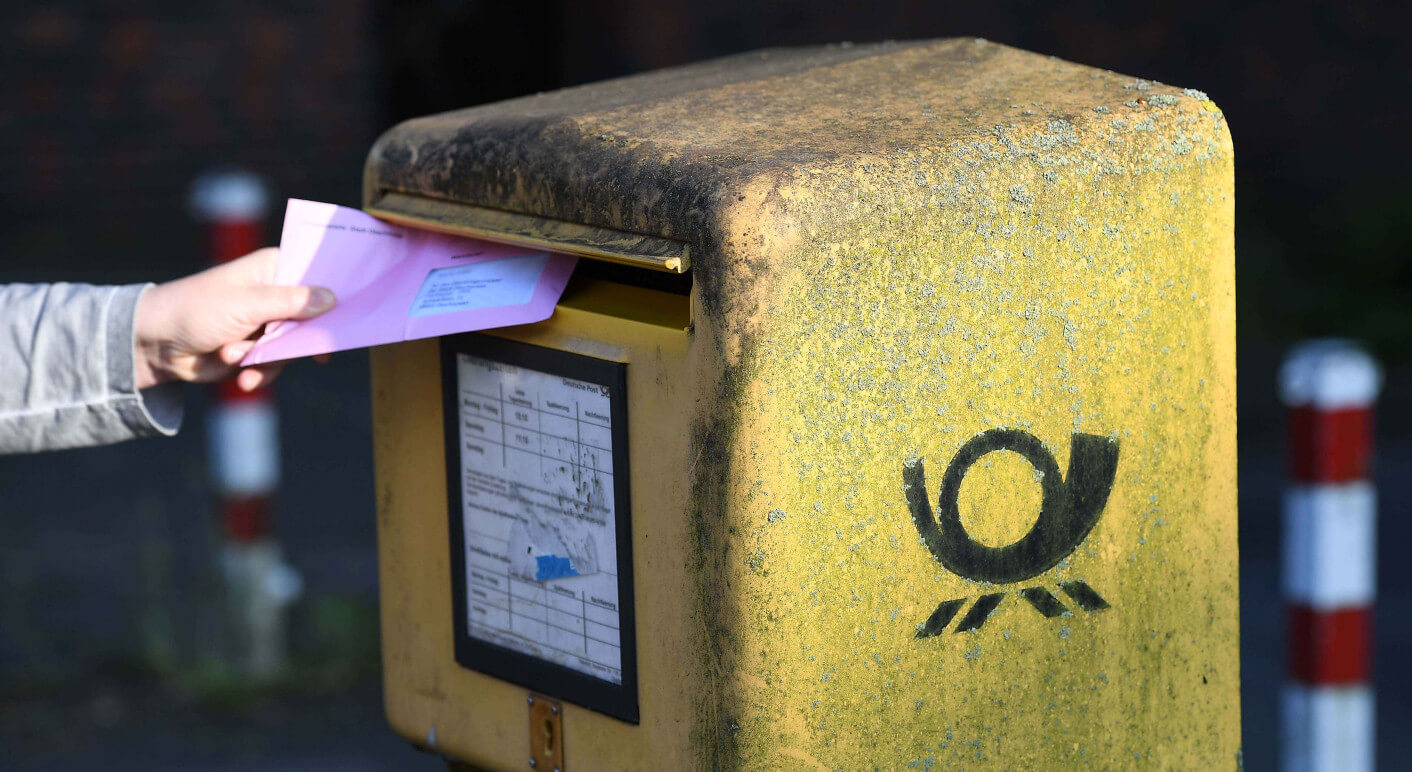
241;284;337;326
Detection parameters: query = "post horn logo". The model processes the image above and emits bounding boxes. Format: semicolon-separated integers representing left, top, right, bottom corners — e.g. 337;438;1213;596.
904;428;1120;637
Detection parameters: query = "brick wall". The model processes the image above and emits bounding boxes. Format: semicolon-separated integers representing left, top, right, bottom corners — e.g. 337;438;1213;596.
0;2;377;283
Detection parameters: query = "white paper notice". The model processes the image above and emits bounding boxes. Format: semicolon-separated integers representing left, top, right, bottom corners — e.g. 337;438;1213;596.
456;353;623;684
408;254;550;317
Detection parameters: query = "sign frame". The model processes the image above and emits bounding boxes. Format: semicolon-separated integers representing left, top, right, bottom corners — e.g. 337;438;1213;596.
440;333;640;724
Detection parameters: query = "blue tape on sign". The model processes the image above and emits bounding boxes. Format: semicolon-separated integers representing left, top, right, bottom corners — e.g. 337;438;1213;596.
535;555;580;581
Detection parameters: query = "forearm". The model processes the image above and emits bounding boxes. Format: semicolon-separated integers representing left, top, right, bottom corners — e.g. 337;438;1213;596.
0;282;183;454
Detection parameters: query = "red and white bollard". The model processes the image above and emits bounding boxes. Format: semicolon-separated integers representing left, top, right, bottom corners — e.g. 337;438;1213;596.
189;171;302;678
1279;339;1381;772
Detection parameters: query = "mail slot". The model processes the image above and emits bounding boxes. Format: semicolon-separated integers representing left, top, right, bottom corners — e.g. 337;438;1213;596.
364;39;1238;769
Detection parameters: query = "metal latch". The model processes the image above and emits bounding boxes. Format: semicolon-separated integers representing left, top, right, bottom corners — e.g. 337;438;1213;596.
528;693;563;771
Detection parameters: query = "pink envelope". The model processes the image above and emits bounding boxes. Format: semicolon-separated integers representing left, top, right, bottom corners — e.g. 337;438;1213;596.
243;199;576;365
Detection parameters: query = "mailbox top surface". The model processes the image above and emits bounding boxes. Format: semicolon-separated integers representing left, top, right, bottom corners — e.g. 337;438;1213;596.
364;38;1218;242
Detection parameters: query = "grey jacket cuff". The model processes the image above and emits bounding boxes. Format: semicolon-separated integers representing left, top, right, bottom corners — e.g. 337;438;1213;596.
0;282;183;454
111;284;184;438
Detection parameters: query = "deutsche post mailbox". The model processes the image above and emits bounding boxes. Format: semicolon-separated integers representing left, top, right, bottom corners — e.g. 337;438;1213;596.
364;39;1238;769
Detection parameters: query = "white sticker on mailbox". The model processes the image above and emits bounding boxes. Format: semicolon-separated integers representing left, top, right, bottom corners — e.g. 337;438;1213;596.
455;353;624;685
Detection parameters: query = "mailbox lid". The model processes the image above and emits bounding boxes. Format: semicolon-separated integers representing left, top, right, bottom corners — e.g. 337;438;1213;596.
362;38;1203;269
363;39;929;235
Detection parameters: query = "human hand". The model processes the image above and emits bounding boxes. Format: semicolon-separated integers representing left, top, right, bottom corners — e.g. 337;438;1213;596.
133;247;336;392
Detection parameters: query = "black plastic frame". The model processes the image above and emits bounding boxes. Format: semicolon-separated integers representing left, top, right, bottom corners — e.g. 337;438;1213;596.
441;333;639;724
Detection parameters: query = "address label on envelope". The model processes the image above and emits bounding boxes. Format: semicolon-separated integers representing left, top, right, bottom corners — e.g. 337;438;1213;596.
242;199;576;365
408;254;550;317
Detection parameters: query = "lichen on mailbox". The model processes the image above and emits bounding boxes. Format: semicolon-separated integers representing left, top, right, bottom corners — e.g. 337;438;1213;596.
367;37;1236;769
703;46;1236;769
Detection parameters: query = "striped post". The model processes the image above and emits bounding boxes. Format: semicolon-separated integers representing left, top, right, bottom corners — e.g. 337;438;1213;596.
189;171;302;678
1279;339;1381;772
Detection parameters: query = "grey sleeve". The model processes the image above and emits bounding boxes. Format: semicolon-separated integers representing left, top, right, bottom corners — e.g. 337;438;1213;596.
0;283;183;454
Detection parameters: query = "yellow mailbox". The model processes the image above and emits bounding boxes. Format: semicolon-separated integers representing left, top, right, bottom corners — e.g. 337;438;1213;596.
364;39;1237;769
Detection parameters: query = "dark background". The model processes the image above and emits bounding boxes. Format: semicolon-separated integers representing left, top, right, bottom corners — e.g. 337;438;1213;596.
2;1;1408;769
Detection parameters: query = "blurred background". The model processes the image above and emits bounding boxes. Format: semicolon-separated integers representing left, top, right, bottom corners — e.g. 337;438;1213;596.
1;1;1407;769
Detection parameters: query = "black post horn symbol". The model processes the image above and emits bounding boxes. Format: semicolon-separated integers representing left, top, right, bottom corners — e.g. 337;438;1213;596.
904;429;1120;585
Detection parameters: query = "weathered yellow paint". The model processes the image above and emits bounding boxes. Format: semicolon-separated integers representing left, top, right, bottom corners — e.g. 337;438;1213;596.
372;280;700;770
368;38;1237;769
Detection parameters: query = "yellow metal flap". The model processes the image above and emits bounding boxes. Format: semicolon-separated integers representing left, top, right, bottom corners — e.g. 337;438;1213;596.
367;191;690;273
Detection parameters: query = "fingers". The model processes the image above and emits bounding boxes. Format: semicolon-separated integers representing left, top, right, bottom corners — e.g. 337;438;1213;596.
243;284;337;326
245;246;281;276
201;246;281;284
225;340;328;369
236;363;285;392
226;247;282;283
219;340;258;366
